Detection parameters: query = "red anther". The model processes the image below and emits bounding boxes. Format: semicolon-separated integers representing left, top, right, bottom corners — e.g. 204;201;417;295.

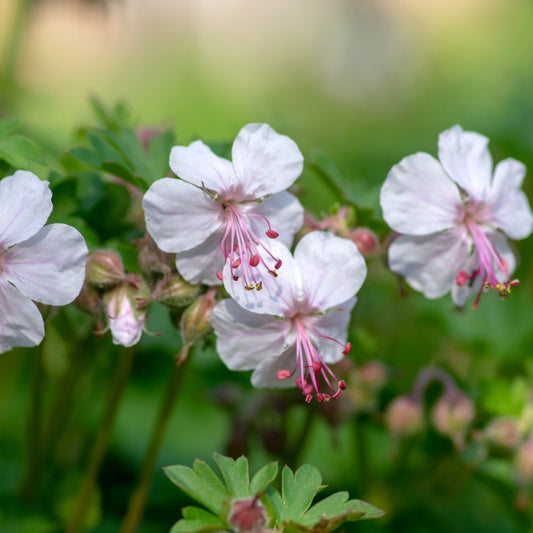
305;394;313;403
312;361;322;373
256;281;263;291
342;342;352;355
232;258;241;268
266;229;279;239
216;270;223;281
339;380;346;390
244;284;255;291
277;369;292;380
510;279;520;287
249;255;260;267
295;376;305;389
456;270;468;286
268;270;278;278
303;384;313;395
232;275;239;281
332;390;341;400
274;259;282;270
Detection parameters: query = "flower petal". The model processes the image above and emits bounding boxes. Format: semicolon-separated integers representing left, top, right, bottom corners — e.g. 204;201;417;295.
107;288;145;347
211;299;292;371
0;277;44;353
175;228;226;285
0;171;52;247
294;232;366;312
231;123;303;198
251;347;299;389
223;238;301;316
248;191;304;248
169;140;238;194
488;158;533;240
438;125;493;200
380;153;462;235
388;227;470;299
4;224;87;305
143;178;223;253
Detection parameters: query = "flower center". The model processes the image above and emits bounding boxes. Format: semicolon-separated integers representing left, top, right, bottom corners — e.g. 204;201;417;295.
276;316;350;403
456;216;519;308
216;201;282;290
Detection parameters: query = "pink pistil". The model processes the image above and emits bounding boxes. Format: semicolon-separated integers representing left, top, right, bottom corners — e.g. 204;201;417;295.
220;203;282;289
276;317;348;402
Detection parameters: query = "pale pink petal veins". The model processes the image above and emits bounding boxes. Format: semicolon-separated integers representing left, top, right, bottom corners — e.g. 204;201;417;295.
0;277;44;353
388;227;470;299
380;152;463;235
294;232;366;312
4;224;87;306
488;158;533;240
248;191;304;248
169;140;238;194
438;125;493;200
175;228;226;285
231;123;304;198
0;171;52;247
211;299;292;371
143;178;223;253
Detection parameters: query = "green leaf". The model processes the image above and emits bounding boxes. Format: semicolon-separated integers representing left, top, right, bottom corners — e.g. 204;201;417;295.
146;129;175;181
0;135;44;168
343;499;386;520
169;506;225;533
479;377;527;416
164;460;229;515
0;117;22;137
250;461;278;495
212;452;250;498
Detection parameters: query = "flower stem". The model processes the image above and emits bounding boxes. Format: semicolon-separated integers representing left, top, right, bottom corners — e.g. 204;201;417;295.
65;347;137;533
119;345;192;533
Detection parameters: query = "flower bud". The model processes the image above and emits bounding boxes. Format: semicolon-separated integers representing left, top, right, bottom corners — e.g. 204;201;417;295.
349;227;380;256
514;436;533;487
227;496;267;533
484;417;521;450
104;276;149;347
432;390;474;445
86;250;125;288
152;275;200;309
137;235;175;276
385;395;424;438
357;360;387;389
180;290;215;347
75;283;102;315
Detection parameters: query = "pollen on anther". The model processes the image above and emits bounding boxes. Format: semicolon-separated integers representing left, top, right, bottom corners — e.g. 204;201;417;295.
256;281;263;291
268;270;278;278
339;380;346;390
244;284;255;291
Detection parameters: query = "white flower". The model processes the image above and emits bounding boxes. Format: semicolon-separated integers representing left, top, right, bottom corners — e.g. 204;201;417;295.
0;171;88;353
211;232;367;402
380;125;533;308
105;283;146;348
143;123;304;288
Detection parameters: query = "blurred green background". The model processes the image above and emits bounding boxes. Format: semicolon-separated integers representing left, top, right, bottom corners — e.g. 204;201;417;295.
2;0;533;531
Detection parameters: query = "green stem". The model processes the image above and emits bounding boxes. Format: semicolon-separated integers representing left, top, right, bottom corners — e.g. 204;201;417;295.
119;346;192;533
65;347;137;533
17;343;45;501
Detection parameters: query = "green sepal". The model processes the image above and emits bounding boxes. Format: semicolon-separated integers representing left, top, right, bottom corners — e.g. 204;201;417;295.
169;506;225;533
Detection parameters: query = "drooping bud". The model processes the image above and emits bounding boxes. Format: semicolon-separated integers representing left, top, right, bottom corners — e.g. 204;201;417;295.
484;417;521;450
104;275;149;348
227;496;267;533
86;250;125;288
431;390;474;448
385;395;424;438
137;235;175;276
349;227;379;256
151;275;200;309
180;289;216;348
75;283;102;315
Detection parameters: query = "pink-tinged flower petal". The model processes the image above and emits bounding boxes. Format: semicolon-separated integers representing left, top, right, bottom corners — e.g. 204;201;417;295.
294;232;366;312
450;252;481;307
380;153;463;235
223;239;301;316
211;299;292;371
107;289;145;347
388;227;470;299
248;191;304;248
488;159;533;240
438;125;493;200
231;124;303;198
0;171;52;247
3;224;87;306
0;277;44;353
307;296;356;363
169;140;238;194
251;347;299;389
175;228;226;285
143;178;223;253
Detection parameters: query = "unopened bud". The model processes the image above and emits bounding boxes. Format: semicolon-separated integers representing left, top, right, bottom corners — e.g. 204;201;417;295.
484;417;521;450
228;496;267;533
349;227;379;256
357;360;387;389
385;395;424;438
432;391;474;445
86;250;125;288
180;290;215;347
152;275;200;309
514;436;533;487
75;283;102;315
137;236;175;276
